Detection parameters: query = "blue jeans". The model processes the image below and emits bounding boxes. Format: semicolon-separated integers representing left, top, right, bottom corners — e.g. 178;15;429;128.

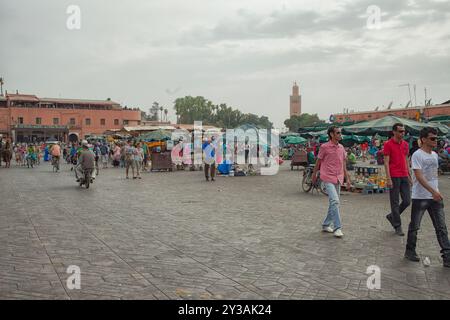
323;182;342;231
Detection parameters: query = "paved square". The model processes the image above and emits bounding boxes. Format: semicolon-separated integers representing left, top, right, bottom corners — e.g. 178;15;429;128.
1;162;449;299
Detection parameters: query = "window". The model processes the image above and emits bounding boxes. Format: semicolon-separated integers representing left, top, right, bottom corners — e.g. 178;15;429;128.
123;120;129;125
18;117;24;124
53;118;59;125
114;119;119;125
100;119;106;126
70;118;76;125
368;115;372;118
36;117;42;125
85;118;91;125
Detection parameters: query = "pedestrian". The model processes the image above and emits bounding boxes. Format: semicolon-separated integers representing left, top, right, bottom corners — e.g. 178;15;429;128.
134;142;144;179
202;136;217;181
361;142;368;162
312;126;351;238
112;143;121;167
100;142;109;168
405;127;450;268
124;140;135;179
384;123;412;236
142;141;149;171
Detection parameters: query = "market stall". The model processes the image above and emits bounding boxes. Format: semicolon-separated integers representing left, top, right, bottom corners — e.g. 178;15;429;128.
138;130;173;172
342;115;449;136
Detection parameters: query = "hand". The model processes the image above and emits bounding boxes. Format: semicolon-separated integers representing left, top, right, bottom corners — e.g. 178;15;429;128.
432;191;443;202
387;178;393;188
346;180;352;191
311;174;317;186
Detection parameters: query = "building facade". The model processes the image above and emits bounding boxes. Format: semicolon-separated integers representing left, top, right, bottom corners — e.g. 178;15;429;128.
0;93;141;142
332;103;450;124
289;82;302;117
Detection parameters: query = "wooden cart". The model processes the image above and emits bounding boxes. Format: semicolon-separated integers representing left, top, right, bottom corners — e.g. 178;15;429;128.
151;151;173;172
291;149;308;170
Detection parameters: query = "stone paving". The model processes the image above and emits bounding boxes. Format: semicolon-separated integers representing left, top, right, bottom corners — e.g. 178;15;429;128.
0;161;450;300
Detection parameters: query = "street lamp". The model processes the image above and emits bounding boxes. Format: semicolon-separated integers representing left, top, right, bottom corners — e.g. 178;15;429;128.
0;77;4;96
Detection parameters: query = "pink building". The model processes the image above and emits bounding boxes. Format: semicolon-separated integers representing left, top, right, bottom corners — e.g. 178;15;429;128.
0;93;141;142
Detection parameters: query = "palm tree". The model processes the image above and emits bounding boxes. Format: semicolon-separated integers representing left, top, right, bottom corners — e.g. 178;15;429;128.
164;109;168;122
0;77;4;96
159;106;164;122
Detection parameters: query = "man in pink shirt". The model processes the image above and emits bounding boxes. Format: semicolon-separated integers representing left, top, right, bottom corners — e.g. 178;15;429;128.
312;126;352;238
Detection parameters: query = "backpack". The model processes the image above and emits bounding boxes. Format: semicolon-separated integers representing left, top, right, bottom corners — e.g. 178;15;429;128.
100;145;108;155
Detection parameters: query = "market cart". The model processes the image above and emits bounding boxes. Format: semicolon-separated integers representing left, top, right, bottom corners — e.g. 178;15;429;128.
291;149;308;170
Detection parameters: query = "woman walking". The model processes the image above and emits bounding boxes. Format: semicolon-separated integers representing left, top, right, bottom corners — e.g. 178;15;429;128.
113;143;121;168
134;142;144;179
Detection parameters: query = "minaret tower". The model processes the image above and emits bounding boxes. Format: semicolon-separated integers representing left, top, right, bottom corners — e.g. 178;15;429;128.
290;81;302;117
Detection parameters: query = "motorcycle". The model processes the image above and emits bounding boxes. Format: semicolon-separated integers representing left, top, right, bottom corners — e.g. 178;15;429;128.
79;168;94;189
439;157;450;175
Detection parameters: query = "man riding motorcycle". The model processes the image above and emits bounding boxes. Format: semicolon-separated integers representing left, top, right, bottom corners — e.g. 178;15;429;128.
75;140;96;183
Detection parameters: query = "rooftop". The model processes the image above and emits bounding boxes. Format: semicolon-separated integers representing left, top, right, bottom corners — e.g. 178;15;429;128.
334;102;450;116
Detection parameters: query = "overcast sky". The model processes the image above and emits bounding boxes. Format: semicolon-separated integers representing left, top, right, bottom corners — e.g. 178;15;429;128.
1;0;449;128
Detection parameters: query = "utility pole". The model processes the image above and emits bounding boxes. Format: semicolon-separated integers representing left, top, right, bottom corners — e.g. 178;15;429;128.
399;83;412;106
413;84;417;107
424;87;427;106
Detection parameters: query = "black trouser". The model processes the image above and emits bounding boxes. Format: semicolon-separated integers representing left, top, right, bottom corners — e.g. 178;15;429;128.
204;162;215;179
388;177;411;228
406;199;450;261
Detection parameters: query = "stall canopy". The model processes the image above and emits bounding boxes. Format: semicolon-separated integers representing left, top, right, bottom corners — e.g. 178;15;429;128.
138;129;172;142
284;136;307;145
342;115;449;136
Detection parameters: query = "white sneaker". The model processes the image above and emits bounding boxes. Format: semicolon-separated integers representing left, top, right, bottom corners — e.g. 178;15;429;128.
334;229;344;238
322;226;334;233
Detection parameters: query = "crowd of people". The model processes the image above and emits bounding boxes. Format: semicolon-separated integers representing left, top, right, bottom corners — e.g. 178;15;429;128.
0;138;151;180
1;124;449;268
310;124;450;268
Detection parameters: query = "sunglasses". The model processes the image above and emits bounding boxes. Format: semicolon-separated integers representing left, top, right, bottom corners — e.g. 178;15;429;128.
428;137;438;141
335;131;342;135
397;130;406;133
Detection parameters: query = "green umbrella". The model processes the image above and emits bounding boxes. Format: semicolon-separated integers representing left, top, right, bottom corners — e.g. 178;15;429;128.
342;115;448;136
284;136;307;145
138;129;172;142
318;134;329;143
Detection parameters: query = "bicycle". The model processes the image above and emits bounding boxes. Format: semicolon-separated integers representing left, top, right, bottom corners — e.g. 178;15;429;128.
301;164;328;195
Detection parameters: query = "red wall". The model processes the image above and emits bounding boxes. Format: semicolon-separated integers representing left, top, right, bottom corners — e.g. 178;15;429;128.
0;107;141;138
334;105;450;123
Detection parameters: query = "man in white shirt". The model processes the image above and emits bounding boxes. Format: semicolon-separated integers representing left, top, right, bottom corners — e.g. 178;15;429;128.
405;127;450;268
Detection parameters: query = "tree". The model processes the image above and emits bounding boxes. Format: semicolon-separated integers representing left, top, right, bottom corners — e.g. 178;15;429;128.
148;102;160;121
164;109;168;122
284;114;325;132
174;96;273;129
